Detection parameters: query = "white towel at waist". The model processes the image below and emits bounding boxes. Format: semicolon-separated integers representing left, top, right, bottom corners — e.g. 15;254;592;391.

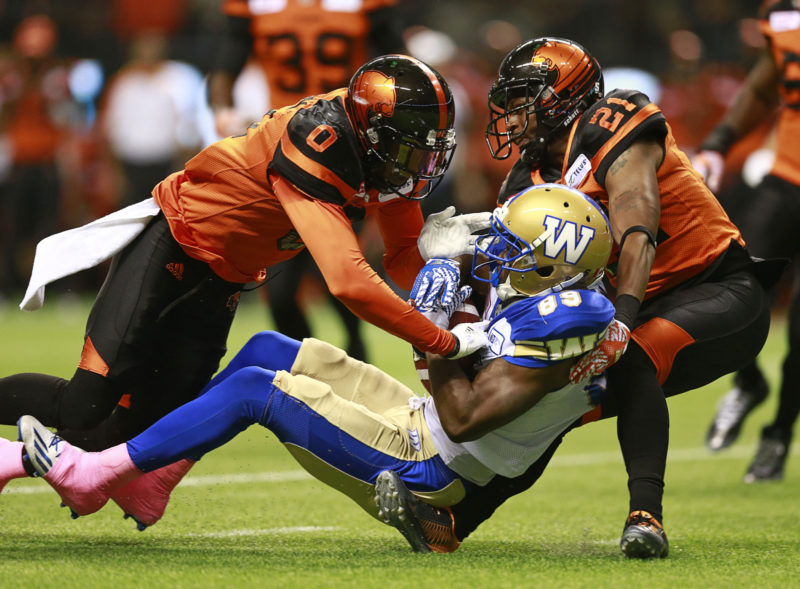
20;198;162;311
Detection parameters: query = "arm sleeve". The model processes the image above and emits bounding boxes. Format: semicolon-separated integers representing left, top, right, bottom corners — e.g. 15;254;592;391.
374;199;425;291
272;175;456;355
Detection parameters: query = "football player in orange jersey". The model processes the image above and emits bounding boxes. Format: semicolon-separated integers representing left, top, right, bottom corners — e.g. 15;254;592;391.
381;38;782;559
0;55;491;515
207;0;407;362
208;0;405;130
694;0;800;482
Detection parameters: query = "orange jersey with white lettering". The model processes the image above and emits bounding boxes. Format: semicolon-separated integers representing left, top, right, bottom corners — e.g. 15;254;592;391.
222;0;398;108
499;89;744;299
760;0;800;185
153;88;455;355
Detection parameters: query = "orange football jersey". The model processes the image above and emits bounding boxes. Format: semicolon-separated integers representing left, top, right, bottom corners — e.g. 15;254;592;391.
222;0;398;108
152;88;455;355
498;89;744;300
759;0;800;185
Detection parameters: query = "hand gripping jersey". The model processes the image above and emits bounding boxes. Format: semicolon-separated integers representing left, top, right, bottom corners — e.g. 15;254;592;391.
759;0;800;185
416;288;614;485
153;89;454;355
498;89;745;299
222;0;399;108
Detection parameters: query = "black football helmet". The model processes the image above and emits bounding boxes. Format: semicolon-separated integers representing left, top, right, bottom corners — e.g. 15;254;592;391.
346;54;456;200
485;38;603;164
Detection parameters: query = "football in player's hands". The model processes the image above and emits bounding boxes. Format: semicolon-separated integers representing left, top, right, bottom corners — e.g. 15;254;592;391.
415;298;481;393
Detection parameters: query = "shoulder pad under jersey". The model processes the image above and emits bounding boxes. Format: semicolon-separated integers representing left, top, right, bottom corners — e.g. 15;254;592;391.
487;289;614;368
569;89;667;187
269;97;365;206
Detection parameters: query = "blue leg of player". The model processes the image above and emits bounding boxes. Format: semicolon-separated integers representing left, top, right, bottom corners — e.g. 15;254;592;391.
20;350;462;519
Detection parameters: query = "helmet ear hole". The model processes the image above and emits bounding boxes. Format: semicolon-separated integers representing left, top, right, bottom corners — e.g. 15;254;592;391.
535;266;554;277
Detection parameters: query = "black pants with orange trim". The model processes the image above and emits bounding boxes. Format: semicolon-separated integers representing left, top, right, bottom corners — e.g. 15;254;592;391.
731;174;800;438
450;268;770;541
0;215;242;450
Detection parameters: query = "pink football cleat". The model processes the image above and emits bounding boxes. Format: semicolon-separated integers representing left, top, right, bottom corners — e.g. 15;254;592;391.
18;415;140;517
111;459;195;531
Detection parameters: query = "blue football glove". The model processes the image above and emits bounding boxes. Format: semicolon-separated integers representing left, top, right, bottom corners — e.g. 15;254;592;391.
410;258;462;312
418;284;473;329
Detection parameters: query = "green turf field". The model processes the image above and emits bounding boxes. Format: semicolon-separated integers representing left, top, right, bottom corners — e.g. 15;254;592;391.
1;294;798;588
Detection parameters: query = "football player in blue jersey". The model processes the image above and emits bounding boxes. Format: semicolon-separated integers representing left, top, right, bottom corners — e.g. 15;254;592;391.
14;184;618;552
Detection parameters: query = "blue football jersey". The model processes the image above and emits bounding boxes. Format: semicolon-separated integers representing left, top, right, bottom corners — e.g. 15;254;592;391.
483;289;615;368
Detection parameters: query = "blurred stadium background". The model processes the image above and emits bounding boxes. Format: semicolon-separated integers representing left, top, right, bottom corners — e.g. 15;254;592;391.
1;2;799;583
0;0;780;304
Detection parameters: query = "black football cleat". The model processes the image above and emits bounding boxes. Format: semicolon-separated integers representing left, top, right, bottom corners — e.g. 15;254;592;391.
744;428;792;483
374;470;460;553
620;510;668;558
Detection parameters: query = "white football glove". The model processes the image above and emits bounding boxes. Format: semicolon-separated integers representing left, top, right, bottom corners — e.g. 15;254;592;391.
410;258;461;312
691;150;725;193
447;320;490;359
417;206;492;260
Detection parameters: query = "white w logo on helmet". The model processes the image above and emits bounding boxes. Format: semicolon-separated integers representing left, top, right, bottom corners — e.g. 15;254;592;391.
541;215;596;263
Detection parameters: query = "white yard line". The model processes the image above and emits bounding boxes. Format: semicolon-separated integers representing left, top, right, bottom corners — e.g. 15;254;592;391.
4;443;796;495
185;526;339;538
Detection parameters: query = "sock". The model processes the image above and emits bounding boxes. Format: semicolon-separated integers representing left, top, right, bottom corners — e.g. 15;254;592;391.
0;438;28;492
610;344;668;524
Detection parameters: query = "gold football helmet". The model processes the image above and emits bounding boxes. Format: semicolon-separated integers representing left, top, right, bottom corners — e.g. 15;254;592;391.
472;184;612;297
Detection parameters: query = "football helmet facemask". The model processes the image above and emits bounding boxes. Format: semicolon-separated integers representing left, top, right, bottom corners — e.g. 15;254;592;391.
485;38;603;165
347;54;456;200
472;183;612;299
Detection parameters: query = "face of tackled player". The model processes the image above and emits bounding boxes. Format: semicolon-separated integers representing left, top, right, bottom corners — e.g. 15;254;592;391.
471;183;612;301
347;55;456;200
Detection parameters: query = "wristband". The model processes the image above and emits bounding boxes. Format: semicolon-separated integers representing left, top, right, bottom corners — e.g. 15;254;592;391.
618;225;657;252
614;294;641;329
700;124;737;156
444;337;460;359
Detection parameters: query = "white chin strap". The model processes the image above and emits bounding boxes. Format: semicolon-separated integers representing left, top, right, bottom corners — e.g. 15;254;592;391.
496;270;592;302
496;276;518;302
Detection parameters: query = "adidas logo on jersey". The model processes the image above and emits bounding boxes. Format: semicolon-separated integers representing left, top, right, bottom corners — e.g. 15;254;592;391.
407;428;422;452
166;262;184;280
